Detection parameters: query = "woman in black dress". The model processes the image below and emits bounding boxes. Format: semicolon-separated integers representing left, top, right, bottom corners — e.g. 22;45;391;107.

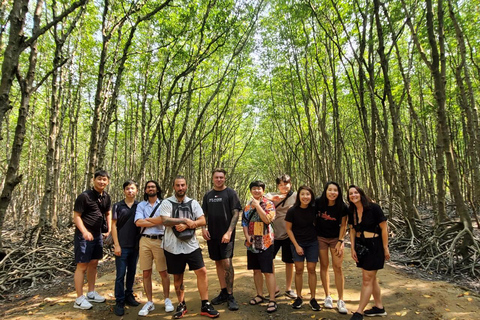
347;185;390;320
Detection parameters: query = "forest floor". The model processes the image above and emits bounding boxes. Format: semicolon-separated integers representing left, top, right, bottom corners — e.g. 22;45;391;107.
1;227;479;320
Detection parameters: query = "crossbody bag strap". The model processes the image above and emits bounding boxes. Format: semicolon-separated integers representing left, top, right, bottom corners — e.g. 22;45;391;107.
276;190;293;208
139;200;162;235
115;202;138;233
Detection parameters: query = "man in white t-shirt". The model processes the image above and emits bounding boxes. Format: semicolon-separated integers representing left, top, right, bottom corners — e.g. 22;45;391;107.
147;176;219;319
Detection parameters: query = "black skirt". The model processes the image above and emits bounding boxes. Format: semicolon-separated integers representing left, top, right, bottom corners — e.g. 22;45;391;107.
355;236;385;271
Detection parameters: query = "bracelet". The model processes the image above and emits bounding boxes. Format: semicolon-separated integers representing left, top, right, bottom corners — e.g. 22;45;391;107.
338;239;344;243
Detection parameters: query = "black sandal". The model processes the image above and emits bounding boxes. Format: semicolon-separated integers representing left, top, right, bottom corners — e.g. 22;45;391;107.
266;300;278;313
249;295;265;305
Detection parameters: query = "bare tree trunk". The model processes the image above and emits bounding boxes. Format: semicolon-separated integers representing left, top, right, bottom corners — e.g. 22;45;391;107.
0;0;29;139
374;0;419;236
0;0;42;252
38;6;84;228
419;0;473;240
447;0;480;218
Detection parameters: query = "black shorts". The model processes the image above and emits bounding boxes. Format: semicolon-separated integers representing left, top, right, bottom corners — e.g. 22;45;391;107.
74;232;103;263
164;248;205;274
207;239;234;261
247;245;274;273
273;238;294;263
356;237;385;271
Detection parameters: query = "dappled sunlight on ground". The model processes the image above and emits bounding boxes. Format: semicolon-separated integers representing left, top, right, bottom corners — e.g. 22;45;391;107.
2;227;480;319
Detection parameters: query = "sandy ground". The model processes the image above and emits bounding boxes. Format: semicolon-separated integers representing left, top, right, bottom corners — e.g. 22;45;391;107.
1;227;479;320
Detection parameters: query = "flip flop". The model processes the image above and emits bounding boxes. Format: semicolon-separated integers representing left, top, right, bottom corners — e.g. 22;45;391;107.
265;290;282;299
249;295;265;305
285;290;297;299
266;300;278;313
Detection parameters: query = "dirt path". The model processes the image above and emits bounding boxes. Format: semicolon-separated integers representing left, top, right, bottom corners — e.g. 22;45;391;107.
2;227;479;320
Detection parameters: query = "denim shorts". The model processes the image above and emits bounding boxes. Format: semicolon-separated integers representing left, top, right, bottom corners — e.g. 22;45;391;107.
291;240;319;263
74;232;103;263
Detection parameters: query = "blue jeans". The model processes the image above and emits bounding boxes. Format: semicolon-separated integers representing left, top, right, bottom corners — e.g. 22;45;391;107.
115;247;139;303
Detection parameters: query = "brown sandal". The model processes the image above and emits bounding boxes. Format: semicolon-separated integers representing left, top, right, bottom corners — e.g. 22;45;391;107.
266;300;278;313
249;295;265;305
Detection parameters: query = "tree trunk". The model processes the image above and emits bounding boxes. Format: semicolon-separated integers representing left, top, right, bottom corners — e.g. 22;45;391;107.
0;0;42;251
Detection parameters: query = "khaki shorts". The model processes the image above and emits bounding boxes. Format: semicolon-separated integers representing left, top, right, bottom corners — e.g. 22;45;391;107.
318;236;339;250
139;236;167;272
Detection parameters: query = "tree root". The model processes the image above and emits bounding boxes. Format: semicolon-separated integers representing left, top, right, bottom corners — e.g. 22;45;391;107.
390;213;480;282
0;227;76;294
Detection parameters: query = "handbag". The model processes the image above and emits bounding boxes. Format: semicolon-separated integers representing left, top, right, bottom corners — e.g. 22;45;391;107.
169;200;195;241
355;241;369;257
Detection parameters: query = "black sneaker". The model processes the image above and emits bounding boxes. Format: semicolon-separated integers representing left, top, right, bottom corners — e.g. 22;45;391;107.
114;302;125;316
211;290;228;305
309;298;321;311
350;312;364;320
173;302;187;319
200;302;219;318
292;297;302;309
227;295;239;311
125;294;140;307
364;306;387;316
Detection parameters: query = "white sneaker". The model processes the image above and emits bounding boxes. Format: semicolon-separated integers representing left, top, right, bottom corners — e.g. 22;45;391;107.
73;295;93;310
165;298;174;312
324;296;333;309
138;301;155;316
337;299;348;314
86;291;106;303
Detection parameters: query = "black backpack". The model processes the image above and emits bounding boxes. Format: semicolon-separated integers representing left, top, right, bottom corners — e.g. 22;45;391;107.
169;200;196;241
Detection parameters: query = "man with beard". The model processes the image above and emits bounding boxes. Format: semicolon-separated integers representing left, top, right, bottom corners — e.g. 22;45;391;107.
134;180;173;316
148;176;219;319
201;168;242;311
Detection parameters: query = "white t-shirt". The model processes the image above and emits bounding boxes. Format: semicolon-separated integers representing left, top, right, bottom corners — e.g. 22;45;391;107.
159;195;203;254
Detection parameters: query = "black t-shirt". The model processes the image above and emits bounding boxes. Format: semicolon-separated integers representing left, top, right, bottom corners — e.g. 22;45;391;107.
348;203;387;233
74;188;111;236
202;187;242;240
285;205;317;243
315;201;349;238
112;200;139;248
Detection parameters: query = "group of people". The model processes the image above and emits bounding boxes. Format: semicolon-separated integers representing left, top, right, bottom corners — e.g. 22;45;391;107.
72;169;390;320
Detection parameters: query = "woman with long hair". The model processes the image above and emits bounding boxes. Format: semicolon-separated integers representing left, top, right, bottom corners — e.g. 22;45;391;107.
347;185;390;320
315;181;348;314
285;186;321;311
